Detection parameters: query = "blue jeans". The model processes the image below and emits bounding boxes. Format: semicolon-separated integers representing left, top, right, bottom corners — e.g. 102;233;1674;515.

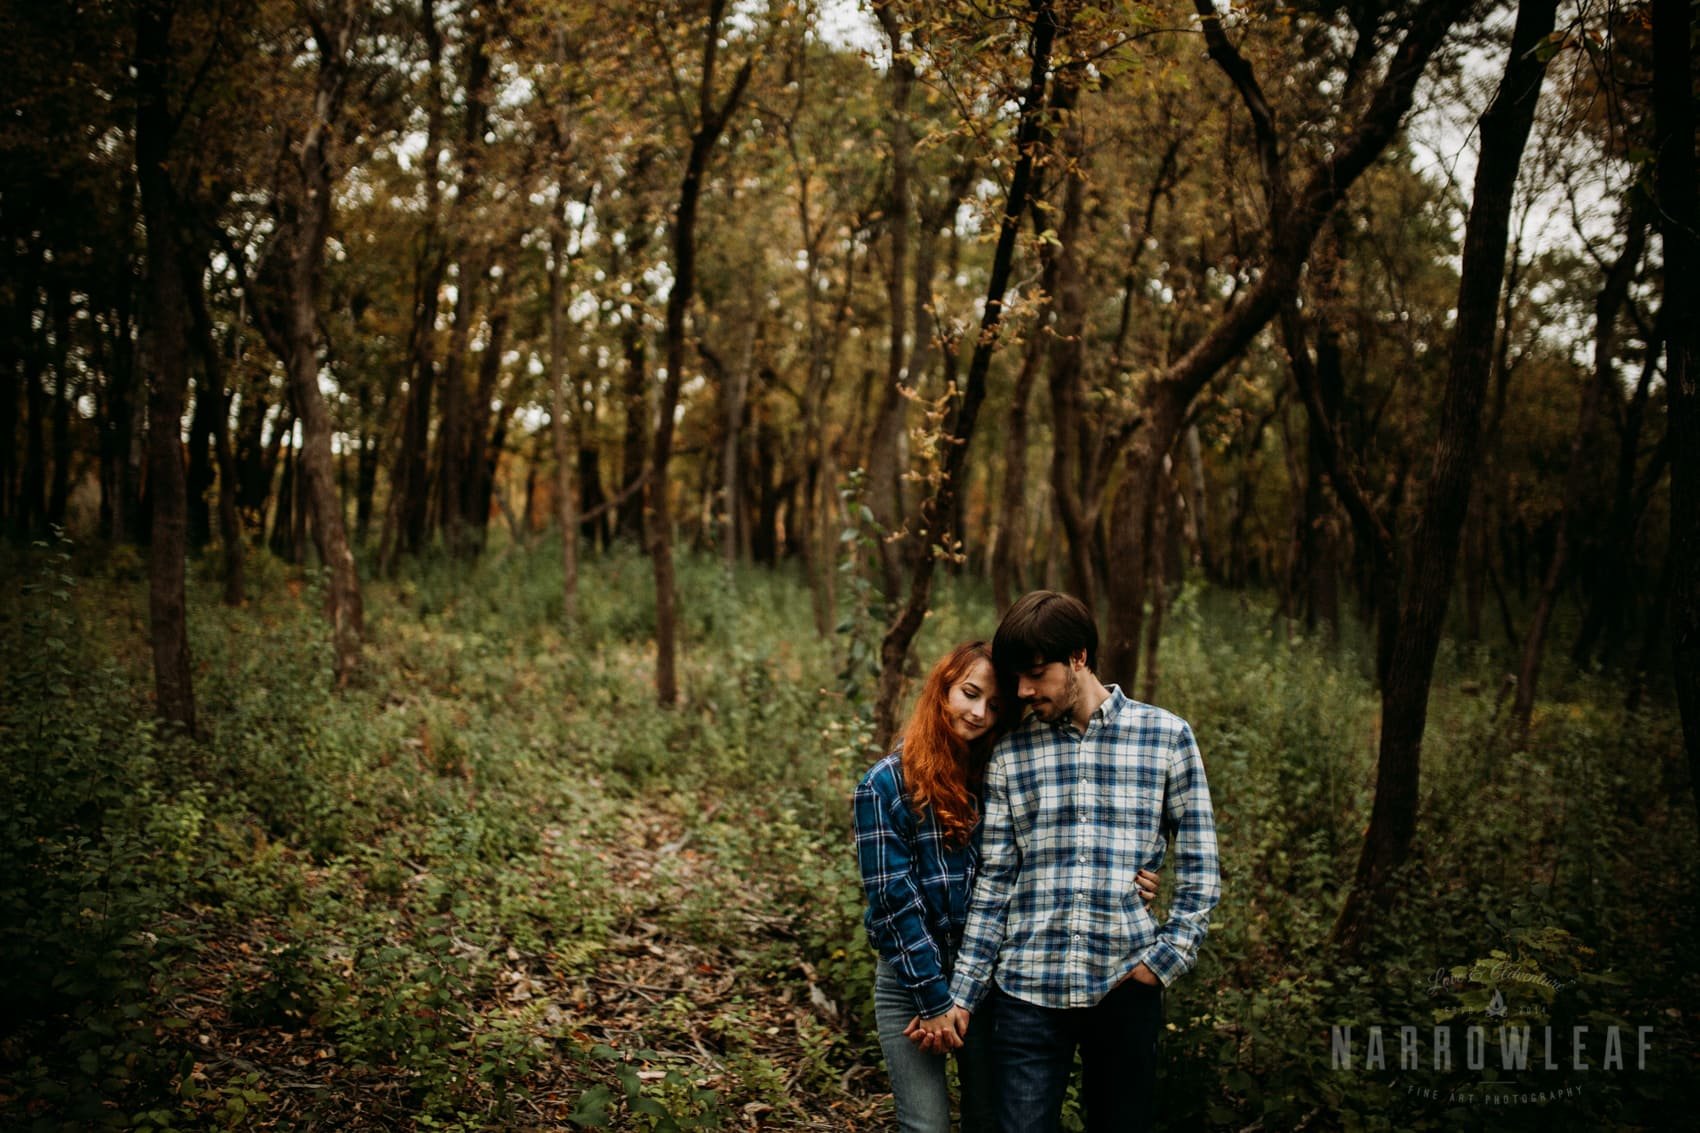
990;977;1161;1133
874;960;997;1132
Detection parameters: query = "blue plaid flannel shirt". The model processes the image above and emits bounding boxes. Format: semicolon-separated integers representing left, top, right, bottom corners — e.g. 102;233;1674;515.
949;685;1220;1011
853;751;976;1020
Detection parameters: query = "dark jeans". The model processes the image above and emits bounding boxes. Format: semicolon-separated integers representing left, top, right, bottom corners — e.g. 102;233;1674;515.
989;977;1161;1133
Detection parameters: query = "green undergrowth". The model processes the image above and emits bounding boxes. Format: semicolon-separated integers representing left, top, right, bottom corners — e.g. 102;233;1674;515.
1;539;1695;1130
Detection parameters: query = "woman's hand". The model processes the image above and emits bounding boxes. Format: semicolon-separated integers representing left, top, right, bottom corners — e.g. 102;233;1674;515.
1136;867;1160;910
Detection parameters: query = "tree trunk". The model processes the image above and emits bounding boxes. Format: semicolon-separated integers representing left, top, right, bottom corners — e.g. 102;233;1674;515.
1141;468;1169;704
212;387;244;605
616;322;649;542
269;423;297;559
1044;63;1101;610
872;0;1060;749
392;0;446;565
136;0;196;733
720;314;757;572
434;253;483;555
21;308;47;539
548;227;579;623
1573;319;1663;666
186;364;216;549
1510;198;1648;734
1650;0;1700;815
185;274;245;604
463;302;508;547
47;278;74;529
579;445;608;546
864;1;915;601
282;1;365;684
651;0;754;706
1334;0;1560;950
993;287;1051;614
0;237;18;537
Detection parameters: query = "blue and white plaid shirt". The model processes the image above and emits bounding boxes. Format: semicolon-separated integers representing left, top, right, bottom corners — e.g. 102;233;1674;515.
949;685;1220;1011
853;751;977;1019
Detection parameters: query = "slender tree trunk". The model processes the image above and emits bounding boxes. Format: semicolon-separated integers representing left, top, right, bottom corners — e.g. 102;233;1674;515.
548;227;579;624
1510;200;1647;734
864;2;915;601
1141;469;1169;704
617;322;649;542
47;279;74;529
720;313;757;572
1573;321;1662;666
0;236;18;537
463;302;508;547
186;364;216;549
1044;63;1101;610
435;254;483;555
872;0;1060;749
22;316;47;539
136;0;195;732
1650;0;1700;814
212;387;244;605
392;0;445;565
651;0;754;706
282;1;365;684
1335;0;1560;950
185;267;245;606
993;292;1051;614
269;423;297;559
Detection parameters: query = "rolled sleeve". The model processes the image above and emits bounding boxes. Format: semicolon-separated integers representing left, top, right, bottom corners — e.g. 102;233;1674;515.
1142;722;1220;986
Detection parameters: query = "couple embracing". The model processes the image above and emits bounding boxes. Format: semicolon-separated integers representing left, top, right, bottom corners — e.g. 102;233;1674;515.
853;591;1221;1132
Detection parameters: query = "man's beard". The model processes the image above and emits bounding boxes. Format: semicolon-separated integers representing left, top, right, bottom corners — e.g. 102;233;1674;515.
1033;666;1079;722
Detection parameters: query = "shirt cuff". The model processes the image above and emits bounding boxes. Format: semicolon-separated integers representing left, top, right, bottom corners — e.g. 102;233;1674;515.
949;968;991;1013
1139;937;1190;987
910;976;955;1019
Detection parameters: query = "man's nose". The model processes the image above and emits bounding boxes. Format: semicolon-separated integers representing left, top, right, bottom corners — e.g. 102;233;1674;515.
1017;678;1035;699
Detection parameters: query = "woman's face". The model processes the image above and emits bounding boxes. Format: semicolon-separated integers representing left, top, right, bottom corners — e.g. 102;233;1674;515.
945;657;1001;743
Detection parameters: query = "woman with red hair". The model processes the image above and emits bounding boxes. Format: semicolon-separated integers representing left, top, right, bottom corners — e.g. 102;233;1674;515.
854;641;1157;1131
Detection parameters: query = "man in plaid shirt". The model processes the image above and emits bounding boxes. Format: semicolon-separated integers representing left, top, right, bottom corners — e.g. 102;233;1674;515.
940;591;1221;1132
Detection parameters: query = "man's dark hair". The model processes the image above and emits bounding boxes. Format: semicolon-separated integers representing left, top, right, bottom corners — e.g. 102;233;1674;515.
993;590;1098;675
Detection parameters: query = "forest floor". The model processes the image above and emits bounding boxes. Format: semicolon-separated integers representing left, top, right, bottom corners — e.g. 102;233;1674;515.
4;540;1698;1132
157;800;890;1131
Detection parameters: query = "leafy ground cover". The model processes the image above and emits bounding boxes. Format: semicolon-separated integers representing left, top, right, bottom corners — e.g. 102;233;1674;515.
2;538;1696;1130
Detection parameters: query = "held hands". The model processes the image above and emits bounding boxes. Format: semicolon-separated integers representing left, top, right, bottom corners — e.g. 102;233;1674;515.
904;1006;970;1054
903;872;1159;1053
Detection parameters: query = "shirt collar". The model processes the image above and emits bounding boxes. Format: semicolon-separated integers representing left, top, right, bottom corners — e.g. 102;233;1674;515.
1047;683;1128;737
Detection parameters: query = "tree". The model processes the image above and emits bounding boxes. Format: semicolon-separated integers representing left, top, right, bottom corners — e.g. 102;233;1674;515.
135;0;197;732
248;0;369;684
650;0;756;706
1650;0;1698;813
1099;0;1471;687
1334;0;1563;949
872;0;1062;749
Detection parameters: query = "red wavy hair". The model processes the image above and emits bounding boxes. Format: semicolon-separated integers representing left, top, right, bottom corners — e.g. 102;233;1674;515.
901;641;1008;848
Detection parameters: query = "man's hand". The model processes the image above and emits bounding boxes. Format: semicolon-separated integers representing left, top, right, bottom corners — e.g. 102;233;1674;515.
903;1006;970;1054
1124;962;1161;988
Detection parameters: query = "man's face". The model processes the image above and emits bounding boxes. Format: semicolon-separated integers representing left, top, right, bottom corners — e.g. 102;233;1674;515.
1015;654;1081;723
